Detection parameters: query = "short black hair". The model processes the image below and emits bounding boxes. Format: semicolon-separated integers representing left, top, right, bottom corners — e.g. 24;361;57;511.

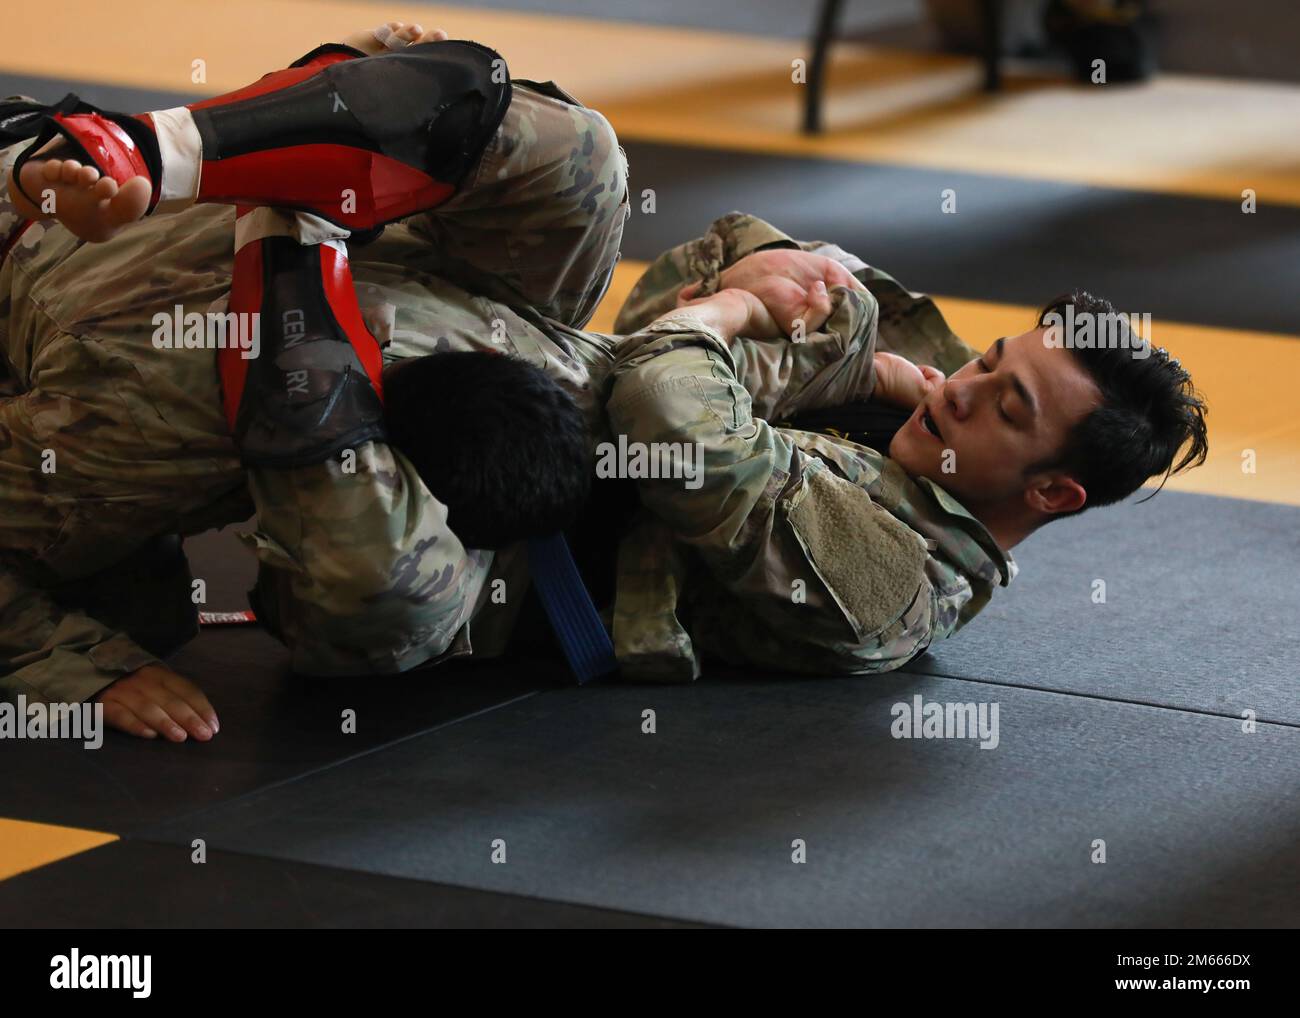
1033;290;1209;516
383;351;591;549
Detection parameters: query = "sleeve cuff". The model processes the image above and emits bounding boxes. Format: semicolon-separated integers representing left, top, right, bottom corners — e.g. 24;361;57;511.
6;633;160;705
687;213;802;299
642;312;729;344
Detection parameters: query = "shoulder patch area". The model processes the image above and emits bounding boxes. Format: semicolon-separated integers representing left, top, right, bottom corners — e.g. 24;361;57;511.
787;463;930;641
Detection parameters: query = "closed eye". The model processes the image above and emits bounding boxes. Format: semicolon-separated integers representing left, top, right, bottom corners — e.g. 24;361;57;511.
978;359;1015;424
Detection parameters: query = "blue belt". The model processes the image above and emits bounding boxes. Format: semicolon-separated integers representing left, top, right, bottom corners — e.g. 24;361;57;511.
526;534;618;684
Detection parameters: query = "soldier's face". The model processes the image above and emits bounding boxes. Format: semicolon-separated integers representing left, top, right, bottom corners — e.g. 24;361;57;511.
888;328;1100;509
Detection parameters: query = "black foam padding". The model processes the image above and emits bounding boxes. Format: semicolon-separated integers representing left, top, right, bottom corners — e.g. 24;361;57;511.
136;674;1300;928
194;41;511;193
0;840;713;928
0;528;555;835
916;490;1300;725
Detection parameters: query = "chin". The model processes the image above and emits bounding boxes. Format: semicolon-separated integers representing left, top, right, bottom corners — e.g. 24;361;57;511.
887;431;926;476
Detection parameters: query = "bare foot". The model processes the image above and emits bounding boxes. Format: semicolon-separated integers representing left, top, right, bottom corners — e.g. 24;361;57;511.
6;138;151;242
342;21;448;56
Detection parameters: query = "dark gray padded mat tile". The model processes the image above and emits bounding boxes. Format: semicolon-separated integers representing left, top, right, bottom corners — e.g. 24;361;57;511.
0;628;546;835
0;528;555;834
138;674;1300;928
916;489;1300;725
0;840;712;928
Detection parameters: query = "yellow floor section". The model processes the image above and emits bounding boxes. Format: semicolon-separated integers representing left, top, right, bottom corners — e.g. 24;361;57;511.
6;1;1300;205
0;818;116;881
593;261;1300;507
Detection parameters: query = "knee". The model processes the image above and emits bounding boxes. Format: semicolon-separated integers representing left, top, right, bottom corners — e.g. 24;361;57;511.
580;108;628;206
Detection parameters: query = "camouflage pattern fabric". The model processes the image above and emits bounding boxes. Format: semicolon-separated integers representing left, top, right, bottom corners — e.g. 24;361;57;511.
0;74;631;699
604;229;1016;681
0;60;1013;701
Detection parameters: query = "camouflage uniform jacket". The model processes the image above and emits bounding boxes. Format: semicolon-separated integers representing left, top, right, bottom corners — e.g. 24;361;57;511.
604;212;1018;680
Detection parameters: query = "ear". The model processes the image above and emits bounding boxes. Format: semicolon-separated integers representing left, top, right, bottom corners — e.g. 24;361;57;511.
1024;474;1086;516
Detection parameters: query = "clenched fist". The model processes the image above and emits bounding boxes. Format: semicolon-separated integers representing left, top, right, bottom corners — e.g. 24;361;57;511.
677;249;865;338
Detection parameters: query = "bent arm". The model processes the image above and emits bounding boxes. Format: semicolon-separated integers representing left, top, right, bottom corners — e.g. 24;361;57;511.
606;310;936;676
0;392;162;704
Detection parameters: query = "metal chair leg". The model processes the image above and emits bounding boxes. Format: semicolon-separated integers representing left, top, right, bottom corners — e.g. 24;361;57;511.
981;0;1004;92
803;0;845;134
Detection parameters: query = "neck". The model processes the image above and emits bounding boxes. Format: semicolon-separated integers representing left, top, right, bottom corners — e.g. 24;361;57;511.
965;499;1039;552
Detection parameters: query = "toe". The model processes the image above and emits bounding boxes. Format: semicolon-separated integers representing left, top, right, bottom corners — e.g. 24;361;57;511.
77;164;100;187
59;160;83;184
105;176;151;225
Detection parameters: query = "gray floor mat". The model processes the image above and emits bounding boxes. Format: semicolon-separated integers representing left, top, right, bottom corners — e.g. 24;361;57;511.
136;674;1300;928
0;840;713;928
0;529;555;834
917;490;1300;725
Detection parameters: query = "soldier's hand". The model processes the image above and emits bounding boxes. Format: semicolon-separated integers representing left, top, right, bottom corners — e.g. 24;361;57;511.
659;287;771;340
716;249;861;297
343;22;449;56
871;351;945;409
96;664;219;742
678;277;825;339
679;252;859;337
672;286;783;339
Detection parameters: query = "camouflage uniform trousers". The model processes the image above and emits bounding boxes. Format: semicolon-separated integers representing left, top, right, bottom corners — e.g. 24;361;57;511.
0;69;631;697
243;76;633;674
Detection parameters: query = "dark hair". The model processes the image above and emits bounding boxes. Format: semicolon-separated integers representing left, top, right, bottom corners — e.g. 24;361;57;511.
383;351;591;549
1033;290;1209;516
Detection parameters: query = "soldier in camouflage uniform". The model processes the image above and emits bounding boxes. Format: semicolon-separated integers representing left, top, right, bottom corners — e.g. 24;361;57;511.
0;26;634;737
0;27;1203;740
601;218;1014;680
603;214;1206;680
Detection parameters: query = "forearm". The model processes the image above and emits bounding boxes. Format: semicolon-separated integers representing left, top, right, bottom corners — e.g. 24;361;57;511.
0;387;166;704
613;212;802;335
607;312;798;554
0;561;159;704
729;284;880;420
608;314;937;675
